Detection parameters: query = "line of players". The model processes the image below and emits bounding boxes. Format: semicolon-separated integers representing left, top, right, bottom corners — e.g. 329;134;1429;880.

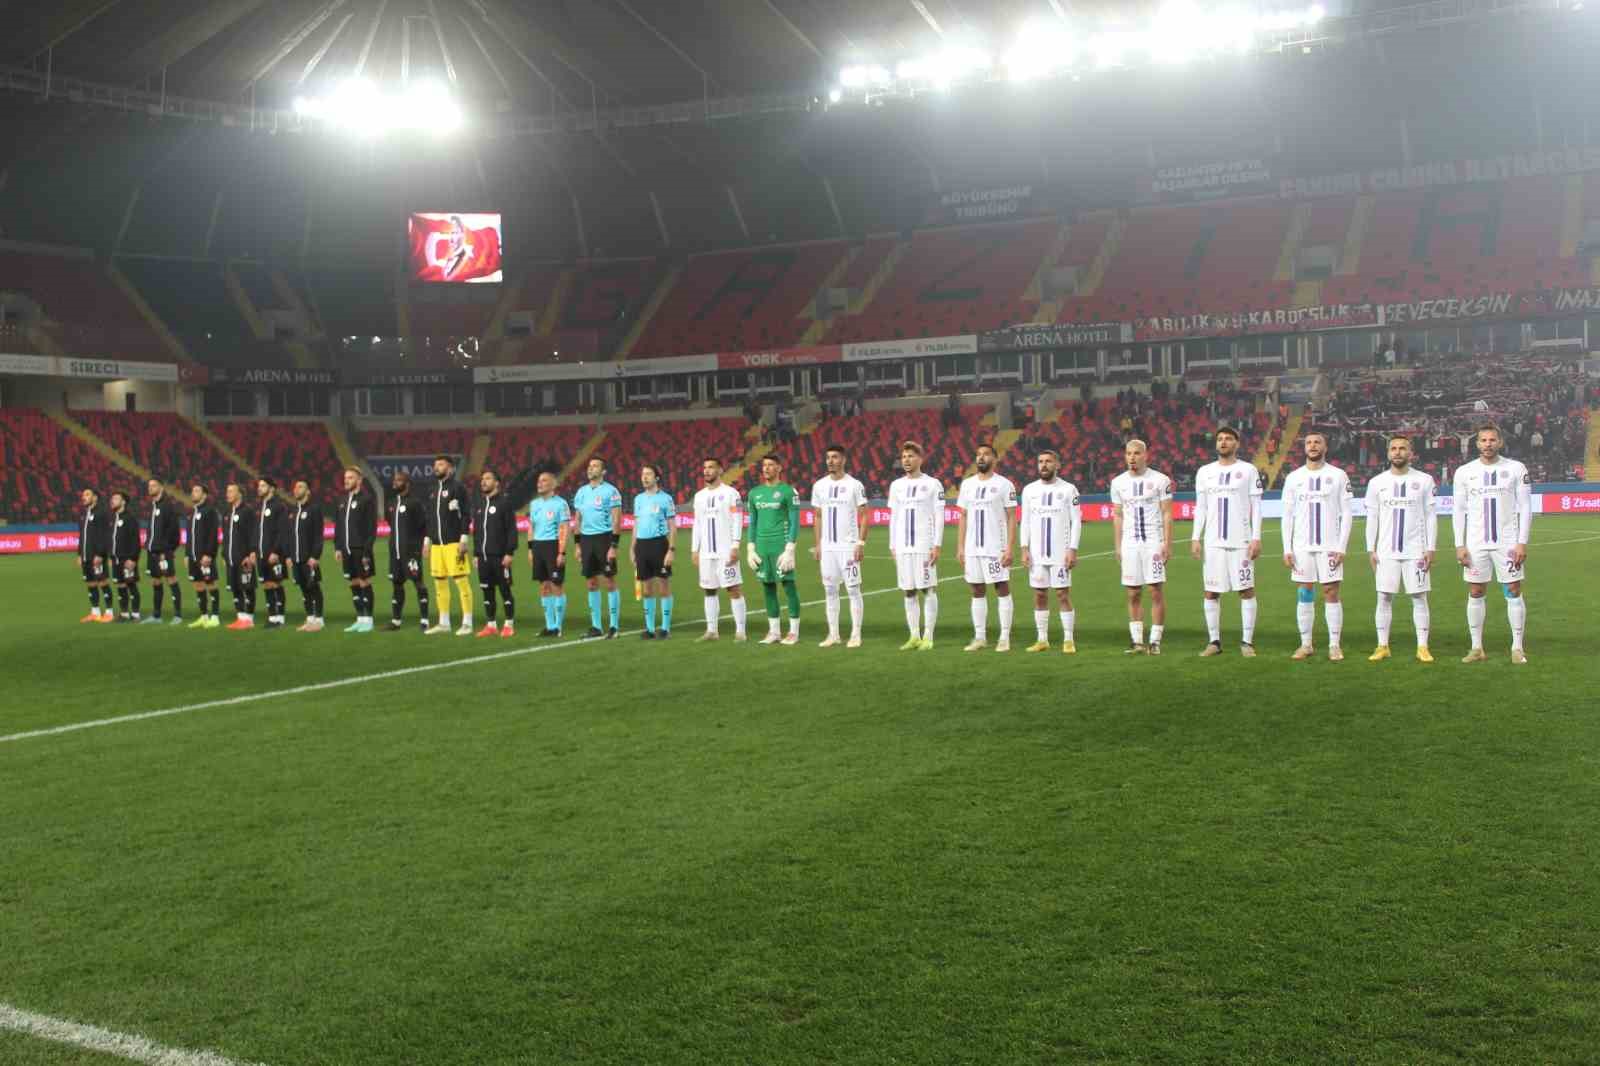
70;424;1532;661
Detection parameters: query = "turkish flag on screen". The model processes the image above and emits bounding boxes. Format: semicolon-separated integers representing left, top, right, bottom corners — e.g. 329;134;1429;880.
407;213;503;283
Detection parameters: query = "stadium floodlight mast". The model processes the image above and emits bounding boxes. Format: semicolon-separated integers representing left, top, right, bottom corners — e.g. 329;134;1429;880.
293;77;463;136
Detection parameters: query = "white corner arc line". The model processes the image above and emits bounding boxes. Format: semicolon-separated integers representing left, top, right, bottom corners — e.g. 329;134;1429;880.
0;1002;273;1066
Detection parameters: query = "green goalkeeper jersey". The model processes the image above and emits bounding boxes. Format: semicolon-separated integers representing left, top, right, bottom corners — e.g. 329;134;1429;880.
747;482;799;550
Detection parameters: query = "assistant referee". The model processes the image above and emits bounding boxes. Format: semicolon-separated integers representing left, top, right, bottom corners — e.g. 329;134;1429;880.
573;456;623;639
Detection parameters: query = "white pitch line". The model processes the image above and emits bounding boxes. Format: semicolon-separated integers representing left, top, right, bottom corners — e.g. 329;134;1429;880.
0;1002;272;1066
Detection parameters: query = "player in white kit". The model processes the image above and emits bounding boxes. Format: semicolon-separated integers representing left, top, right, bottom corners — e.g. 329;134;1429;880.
1279;432;1354;661
1109;439;1173;655
1364;435;1438;663
691;457;747;642
1018;450;1081;654
1452;425;1532;664
809;444;869;648
1190;426;1265;656
887;441;944;650
955;444;1019;652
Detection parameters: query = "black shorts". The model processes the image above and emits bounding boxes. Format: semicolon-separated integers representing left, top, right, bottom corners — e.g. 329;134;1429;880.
226;561;254;589
146;551;176;580
340;547;375;581
261;557;287;584
187;555;215;583
579;533;617;579
81;556;106;582
291;559;321;587
530;540;566;585
391;552;423;582
634;536;673;581
477;556;513;586
112;555;140;584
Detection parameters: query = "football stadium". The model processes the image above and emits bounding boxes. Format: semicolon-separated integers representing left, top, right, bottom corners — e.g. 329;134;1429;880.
4;0;1600;1061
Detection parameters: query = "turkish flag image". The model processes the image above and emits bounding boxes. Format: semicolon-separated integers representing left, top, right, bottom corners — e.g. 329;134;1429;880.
407;212;503;283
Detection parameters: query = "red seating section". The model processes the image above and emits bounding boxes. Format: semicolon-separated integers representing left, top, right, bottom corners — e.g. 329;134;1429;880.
585;419;750;504
360;429;476;463
770;406;993;498
209;421;345;506
0;408;126;524
70;411;249;498
483;426;590;482
0;252;167;359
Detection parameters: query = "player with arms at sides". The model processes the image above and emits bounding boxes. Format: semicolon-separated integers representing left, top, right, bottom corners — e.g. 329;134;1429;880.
1110;440;1173;654
386;470;430;633
528;472;573;637
956;443;1019;652
141;478;182;624
423;455;474;637
287;480;325;632
334;467;377;633
888;441;944;651
473;469;518;638
1365;435;1438;663
220;483;256;631
1019;450;1081;654
77;488;112;623
108;490;142;622
630;464;675;640
748;455;802;645
254;478;290;629
809;444;869;648
1280;432;1354;661
692;457;747;642
573;457;624;639
1190;427;1265;656
1453;425;1533;664
185;484;221;629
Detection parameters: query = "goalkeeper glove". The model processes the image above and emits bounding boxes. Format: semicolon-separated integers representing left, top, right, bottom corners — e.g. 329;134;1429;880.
778;543;796;574
746;542;760;570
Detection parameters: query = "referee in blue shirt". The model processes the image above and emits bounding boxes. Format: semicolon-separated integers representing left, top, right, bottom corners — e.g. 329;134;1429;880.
572;456;623;638
526;471;572;636
631;462;676;639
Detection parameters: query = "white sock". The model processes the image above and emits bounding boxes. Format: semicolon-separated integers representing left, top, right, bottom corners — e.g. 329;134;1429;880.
439;611;450;629
462;613;473;628
1062;610;1075;643
1324;602;1343;648
704;594;719;632
848;587;864;638
1296;600;1315;646
904;596;920;637
1411;595;1430;648
1375;593;1393;646
970;598;988;640
1203;599;1222;642
923;591;938;638
1129;620;1144;646
1035;609;1051;643
1241;599;1258;644
996;595;1013;641
1467;596;1486;649
731;597;747;636
768;617;781;637
825;586;841;637
788;616;799;637
1506;595;1525;651
1150;623;1163;645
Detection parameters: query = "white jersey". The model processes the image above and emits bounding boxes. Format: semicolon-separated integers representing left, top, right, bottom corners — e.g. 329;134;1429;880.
887;474;944;555
1108;469;1172;548
956;474;1016;557
1019;479;1081;566
809;475;868;551
1364;468;1438;561
691;483;742;559
1280;464;1353;554
1192;461;1264;550
1452;457;1532;551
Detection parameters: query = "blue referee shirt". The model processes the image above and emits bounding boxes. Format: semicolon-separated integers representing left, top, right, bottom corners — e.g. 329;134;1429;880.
528;495;571;542
632;490;675;539
573;481;622;536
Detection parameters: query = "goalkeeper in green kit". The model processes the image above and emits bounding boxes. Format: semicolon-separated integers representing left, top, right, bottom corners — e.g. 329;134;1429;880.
747;455;802;645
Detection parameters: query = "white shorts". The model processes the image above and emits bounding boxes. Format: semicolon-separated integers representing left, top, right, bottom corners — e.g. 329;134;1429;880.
1120;544;1167;587
1290;550;1344;586
1376;557;1432;595
697;553;742;590
963;554;1008;585
1462;548;1524;585
1028;561;1072;590
895;552;937;591
820;549;862;589
1202;545;1256;593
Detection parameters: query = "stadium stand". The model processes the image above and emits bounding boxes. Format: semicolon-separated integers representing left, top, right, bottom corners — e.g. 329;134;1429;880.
208;421;345;506
772;405;996;498
584;418;751;504
0;408;128;524
359;429;476;463
116;260;255;350
69;411;251;497
482;426;591;484
0;250;169;359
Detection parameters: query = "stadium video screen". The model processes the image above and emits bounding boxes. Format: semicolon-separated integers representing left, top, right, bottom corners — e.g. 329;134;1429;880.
407;212;503;283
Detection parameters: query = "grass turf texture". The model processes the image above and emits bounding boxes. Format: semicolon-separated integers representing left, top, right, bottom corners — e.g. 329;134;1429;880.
4;517;1600;1065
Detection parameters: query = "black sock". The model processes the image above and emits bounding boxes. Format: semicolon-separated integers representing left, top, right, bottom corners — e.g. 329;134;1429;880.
89;585;100;610
117;586;129;614
500;579;514;623
392;581;406;622
482;583;497;622
415;580;430;621
153;584;165;618
171;584;182;618
245;585;257;615
129;584;141;615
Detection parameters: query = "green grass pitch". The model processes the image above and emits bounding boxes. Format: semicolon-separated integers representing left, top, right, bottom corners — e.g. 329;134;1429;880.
4;517;1600;1065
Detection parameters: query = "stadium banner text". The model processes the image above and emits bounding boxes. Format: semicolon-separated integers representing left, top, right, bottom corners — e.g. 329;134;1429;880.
0;353;179;382
927;184;1044;224
366;455;459;481
978;323;1133;352
1137;159;1275;204
198;366;338;386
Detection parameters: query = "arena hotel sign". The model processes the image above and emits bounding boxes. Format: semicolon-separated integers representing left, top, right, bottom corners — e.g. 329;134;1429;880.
978;324;1133;352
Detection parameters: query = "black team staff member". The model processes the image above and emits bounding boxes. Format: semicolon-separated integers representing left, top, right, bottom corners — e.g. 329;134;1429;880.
255;478;290;629
289;479;325;632
473;468;518;638
387;470;430;633
108;490;142;623
425;455;474;636
186;484;221;629
143;478;182;625
77;487;112;624
222;482;256;631
335;467;378;633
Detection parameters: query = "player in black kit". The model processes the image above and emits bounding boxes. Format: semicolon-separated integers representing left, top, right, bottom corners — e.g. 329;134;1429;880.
108;490;143;622
141;478;182;624
77;488;112;623
386;470;430;632
287;479;325;632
